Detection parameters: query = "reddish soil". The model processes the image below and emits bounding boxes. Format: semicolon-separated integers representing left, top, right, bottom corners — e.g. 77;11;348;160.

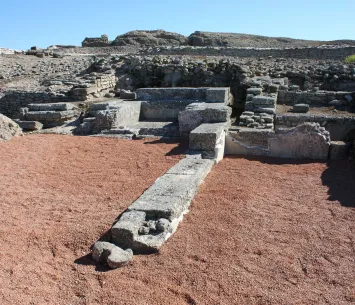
1;136;355;304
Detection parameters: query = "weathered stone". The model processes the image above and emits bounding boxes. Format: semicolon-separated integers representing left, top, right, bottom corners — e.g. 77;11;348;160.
179;103;231;137
269;123;330;160
0;114;22;142
91;241;133;269
190;123;226;151
17;120;43;131
292;104;310;113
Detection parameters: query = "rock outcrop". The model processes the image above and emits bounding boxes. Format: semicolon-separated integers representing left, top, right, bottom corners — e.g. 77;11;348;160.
0;114;22;141
111;30;187;47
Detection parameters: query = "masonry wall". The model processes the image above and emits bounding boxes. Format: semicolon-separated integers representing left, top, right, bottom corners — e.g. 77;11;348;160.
140;46;355;60
275;113;355;141
277;90;353;106
0;90;70;118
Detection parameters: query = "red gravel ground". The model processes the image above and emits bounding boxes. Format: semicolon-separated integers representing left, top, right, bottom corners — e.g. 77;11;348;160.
1;136;355;305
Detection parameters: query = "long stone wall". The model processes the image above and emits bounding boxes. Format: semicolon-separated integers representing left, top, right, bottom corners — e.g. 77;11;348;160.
139;46;355;60
277;90;354;106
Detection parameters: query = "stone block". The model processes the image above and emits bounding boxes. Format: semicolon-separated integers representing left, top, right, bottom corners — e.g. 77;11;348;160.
252;95;277;106
92;241;133;269
17;120;43;131
28;103;75;111
246;88;262;96
140;100;192;121
269;123;330;160
136;88;206;101
178;103;231;137
206;88;229;103
189;123;226;151
293;104;310;113
120;90;137;100
26;110;76;121
329;141;350;160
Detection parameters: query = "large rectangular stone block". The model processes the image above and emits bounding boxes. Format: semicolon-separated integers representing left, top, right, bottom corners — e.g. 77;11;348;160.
206;88;229;104
178;103;231;137
189;123;226;151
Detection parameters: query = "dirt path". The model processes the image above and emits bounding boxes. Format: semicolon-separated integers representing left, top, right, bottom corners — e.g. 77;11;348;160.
1;137;355;304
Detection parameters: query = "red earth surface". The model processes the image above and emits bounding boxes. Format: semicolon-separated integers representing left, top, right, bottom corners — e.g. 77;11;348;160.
0;135;355;304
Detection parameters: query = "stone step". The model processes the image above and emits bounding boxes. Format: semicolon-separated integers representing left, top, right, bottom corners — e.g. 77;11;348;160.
105;121;180;137
28;103;75;111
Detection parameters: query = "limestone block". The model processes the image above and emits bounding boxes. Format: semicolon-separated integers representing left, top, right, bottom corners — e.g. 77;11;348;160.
252;95;277;106
293;104;310;113
247;88;262;96
91;241;133;269
26;110;76;121
0;114;22;142
206;88;229;104
28;103;75;111
189;123;226;151
120;90;137;100
140;100;192;121
178;103;231;137
269;123;330;160
17;120;43;131
136;88;206;101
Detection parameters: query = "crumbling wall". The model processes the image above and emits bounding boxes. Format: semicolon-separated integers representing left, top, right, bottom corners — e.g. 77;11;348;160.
226;123;331;160
0;90;69;118
275;113;355;141
140;46;355;60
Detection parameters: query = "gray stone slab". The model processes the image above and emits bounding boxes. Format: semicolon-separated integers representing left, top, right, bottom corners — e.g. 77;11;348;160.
17;120;43;131
166;158;214;176
252;95;276;106
136;88;207;101
140;100;192;121
206;88;229;104
26;110;76;121
293;104;310;113
178;103;231;137
189;123;226;151
28;103;75;111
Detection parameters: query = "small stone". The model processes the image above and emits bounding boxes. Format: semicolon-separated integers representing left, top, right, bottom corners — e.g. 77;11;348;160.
293;104;310;113
138;226;150;235
156;218;171;233
92;241;133;269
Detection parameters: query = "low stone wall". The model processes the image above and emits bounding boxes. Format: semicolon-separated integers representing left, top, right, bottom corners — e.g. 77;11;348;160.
277;90;354;106
226;123;331;160
0;90;69;118
140;46;355;60
71;74;116;100
275;113;355;141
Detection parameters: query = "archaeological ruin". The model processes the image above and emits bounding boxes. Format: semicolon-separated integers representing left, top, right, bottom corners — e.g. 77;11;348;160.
1;28;355;303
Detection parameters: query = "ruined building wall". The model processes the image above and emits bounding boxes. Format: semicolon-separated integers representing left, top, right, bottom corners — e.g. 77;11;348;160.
139;46;355;60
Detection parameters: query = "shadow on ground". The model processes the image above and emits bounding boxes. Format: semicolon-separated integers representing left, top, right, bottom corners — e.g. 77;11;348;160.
321;160;355;208
225;155;355;208
143;138;188;156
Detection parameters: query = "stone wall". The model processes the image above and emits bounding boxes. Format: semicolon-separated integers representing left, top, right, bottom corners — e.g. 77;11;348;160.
275;113;355;141
140;46;355;60
277;90;354;106
226;123;331;160
0;90;69;118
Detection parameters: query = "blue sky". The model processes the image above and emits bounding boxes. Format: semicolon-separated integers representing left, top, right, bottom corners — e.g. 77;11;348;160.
1;0;354;49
